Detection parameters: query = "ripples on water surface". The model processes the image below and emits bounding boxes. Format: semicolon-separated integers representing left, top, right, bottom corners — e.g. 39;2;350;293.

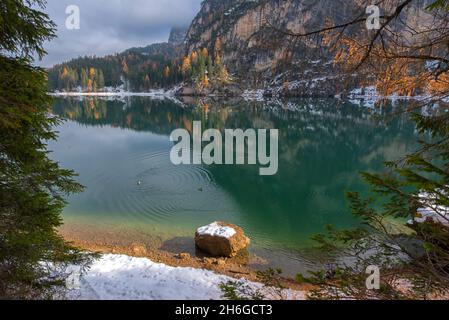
49;96;418;272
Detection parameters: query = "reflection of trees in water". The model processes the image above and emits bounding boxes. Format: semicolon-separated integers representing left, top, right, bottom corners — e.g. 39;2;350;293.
52;97;195;135
51;97;418;245
205;101;418;244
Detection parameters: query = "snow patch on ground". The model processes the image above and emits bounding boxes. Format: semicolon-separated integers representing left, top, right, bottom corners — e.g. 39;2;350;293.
242;89;265;101
65;254;305;300
49;82;186;98
413;207;449;226
49;87;188;108
408;192;449;227
50;89;172;97
197;222;236;239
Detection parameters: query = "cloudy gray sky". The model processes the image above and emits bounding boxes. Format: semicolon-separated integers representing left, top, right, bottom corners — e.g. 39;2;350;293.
39;0;202;67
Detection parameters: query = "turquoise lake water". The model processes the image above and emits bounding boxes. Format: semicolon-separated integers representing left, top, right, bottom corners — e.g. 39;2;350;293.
49;96;418;273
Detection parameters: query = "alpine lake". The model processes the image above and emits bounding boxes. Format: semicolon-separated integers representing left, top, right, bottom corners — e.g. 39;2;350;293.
49;96;419;276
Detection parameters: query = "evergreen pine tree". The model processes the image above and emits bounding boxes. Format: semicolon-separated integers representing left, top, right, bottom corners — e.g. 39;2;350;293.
0;0;93;299
81;68;88;91
207;56;213;79
97;69;105;90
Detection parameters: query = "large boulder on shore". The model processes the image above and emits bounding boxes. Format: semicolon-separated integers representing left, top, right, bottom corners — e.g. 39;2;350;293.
195;222;250;257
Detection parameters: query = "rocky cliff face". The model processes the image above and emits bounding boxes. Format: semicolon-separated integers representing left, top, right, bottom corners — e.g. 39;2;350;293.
184;0;367;95
168;27;188;45
183;0;430;96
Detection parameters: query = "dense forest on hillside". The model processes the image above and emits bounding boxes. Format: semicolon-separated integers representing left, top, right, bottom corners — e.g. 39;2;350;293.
47;46;184;91
48;38;230;92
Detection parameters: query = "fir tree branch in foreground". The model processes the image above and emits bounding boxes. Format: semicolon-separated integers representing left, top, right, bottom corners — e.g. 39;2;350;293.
0;0;95;299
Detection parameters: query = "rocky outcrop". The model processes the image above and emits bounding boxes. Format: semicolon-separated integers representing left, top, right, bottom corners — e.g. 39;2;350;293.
168;27;188;45
184;0;364;90
195;222;250;257
183;0;429;96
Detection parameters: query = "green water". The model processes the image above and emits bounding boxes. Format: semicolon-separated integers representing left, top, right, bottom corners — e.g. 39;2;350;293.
49;96;417;271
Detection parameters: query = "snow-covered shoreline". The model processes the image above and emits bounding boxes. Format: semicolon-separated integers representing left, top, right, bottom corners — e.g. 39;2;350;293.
65;254;306;300
49;85;447;103
49;90;174;97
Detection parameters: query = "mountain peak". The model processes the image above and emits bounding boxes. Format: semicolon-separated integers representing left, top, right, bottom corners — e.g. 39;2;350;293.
168;27;188;45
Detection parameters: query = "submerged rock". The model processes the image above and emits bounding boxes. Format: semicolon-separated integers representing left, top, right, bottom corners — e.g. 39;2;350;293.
195;222;250;257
